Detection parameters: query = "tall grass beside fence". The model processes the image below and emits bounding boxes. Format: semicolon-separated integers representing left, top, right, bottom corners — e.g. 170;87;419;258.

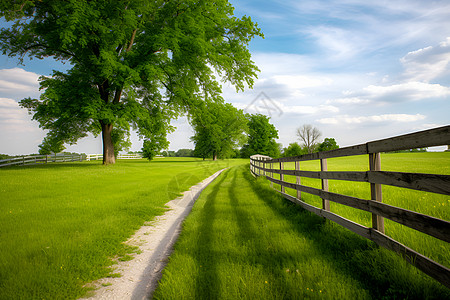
153;163;450;299
0;158;246;299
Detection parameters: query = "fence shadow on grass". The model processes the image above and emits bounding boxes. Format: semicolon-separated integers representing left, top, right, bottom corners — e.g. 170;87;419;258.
241;165;449;299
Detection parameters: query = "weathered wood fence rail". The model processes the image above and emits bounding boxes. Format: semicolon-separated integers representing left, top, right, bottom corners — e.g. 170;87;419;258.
250;125;450;288
0;153;85;168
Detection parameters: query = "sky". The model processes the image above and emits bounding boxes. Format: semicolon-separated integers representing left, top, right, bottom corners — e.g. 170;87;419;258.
1;0;449;155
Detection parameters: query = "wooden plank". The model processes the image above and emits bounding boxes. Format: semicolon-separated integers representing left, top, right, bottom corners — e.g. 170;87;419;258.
280;191;322;215
270;169;368;182
321;210;371;239
268;176;450;243
272;144;368;162
368;200;450;243
316;189;449;243
278;190;371;239
368;171;450;195
367;125;450;153
318;144;368;159
256;165;449;196
369;229;450;289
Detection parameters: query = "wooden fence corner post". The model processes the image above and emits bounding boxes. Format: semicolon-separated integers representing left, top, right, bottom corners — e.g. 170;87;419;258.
295;160;301;200
369;152;385;234
320;158;330;211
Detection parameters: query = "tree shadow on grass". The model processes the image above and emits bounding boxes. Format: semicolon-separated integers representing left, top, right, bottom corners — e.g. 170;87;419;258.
191;169;231;299
241;166;450;300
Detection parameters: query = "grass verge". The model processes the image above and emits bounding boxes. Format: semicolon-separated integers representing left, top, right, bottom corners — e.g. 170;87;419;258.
153;163;450;299
0;158;246;299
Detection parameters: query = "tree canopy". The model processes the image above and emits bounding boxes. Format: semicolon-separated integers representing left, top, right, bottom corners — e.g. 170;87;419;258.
241;114;279;158
318;138;339;152
282;142;307;157
191;102;247;160
0;0;262;164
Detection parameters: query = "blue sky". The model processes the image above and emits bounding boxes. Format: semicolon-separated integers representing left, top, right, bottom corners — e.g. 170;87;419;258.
1;0;450;155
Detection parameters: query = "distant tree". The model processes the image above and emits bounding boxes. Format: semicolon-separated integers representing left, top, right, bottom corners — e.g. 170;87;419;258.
191;102;247;160
241;114;279;158
318;138;339;152
38;136;65;155
176;149;194;157
283;142;307;157
1;1;263;165
296;124;322;154
142;135;169;161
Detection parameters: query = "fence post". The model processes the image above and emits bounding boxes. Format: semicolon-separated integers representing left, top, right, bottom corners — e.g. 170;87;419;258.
280;162;285;193
295;160;301;200
259;158;262;176
321;158;330;211
369;153;384;233
270;161;273;188
263;159;266;177
22;156;25;166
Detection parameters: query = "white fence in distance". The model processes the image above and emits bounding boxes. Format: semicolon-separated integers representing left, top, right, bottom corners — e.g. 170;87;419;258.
86;153;143;161
0;153;143;168
0;153;85;168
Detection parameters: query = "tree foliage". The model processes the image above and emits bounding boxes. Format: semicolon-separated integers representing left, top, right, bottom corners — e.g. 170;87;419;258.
282;142;307;157
318;138;339;152
296;124;322;154
0;0;262;164
191;102;247;160
241;114;279;158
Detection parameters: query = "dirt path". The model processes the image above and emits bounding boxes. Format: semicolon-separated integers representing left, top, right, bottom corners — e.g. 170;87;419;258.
81;168;227;300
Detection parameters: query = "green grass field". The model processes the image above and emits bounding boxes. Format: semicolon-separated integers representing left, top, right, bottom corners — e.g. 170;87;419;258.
154;155;450;299
0;158;246;299
1;153;448;299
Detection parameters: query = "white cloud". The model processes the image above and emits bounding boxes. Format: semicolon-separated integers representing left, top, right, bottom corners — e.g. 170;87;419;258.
0;68;41;99
326;97;371;105
400;37;450;82
362;82;450;101
0;98;40;133
272;74;333;89
317;113;426;125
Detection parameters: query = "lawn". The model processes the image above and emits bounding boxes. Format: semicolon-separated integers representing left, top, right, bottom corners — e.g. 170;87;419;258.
154;154;449;299
0;158;246;299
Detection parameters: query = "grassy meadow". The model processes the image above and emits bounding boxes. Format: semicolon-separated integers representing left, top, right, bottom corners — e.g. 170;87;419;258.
0;158;246;299
154;155;449;299
0;153;448;299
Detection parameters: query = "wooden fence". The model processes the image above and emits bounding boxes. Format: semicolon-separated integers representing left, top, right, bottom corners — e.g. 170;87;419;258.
250;125;450;288
0;153;85;168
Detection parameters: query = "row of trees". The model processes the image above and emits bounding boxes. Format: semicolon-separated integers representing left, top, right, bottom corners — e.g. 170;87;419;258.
1;0;263;165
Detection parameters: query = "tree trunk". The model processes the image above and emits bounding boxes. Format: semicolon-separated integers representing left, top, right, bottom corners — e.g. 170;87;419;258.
101;122;116;165
213;153;217;161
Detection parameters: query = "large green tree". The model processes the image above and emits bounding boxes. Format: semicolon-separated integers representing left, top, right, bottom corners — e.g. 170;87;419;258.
191;102;247;160
318;137;339;152
0;0;262;164
240;114;279;158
